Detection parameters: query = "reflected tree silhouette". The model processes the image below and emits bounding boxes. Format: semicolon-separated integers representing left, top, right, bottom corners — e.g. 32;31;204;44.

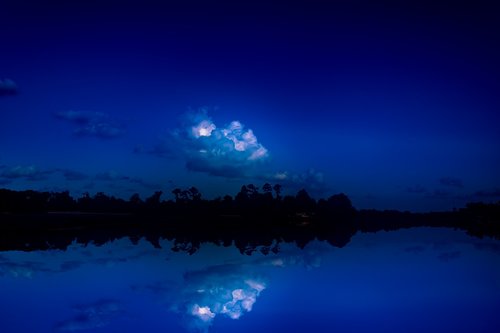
0;186;498;253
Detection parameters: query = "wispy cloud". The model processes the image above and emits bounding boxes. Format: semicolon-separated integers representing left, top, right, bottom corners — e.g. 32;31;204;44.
439;177;464;188
0;165;92;184
95;171;133;182
473;188;500;198
0;78;17;96
95;171;160;190
134;141;176;158
55;299;124;332
430;189;450;197
0;165;53;181
437;251;461;262
261;169;327;194
60;169;88;181
0;165;159;193
55;110;124;139
406;185;428;194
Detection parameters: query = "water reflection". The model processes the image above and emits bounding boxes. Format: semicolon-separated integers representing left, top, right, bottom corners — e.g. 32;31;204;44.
173;265;265;331
0;228;499;333
56;299;125;332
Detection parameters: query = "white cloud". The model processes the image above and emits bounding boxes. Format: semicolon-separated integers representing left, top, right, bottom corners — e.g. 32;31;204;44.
191;304;216;322
192;120;216;138
249;146;268;161
171;108;270;178
187;277;265;325
145;107;327;193
191;117;269;161
157;263;267;332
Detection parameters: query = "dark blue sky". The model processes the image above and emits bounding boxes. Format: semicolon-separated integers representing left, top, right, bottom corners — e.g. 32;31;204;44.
1;0;499;211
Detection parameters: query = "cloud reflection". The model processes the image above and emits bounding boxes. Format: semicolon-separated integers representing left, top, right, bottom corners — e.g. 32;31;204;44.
177;265;266;331
55;299;124;332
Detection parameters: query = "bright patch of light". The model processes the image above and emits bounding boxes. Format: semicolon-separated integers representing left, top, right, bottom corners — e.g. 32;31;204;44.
270;258;285;267
228;121;243;132
187;278;267;325
274;172;288;180
245;279;266;293
192;120;216;138
241;297;256;311
179;109;271;177
249;146;268;160
219;119;268;158
191;304;215;322
242;130;257;145
233;140;247;151
232;289;245;301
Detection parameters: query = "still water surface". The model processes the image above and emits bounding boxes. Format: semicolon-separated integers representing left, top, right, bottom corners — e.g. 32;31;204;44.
1;227;499;333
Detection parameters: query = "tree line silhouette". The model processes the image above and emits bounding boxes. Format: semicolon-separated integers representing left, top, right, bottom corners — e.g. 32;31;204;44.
0;185;499;253
0;184;356;220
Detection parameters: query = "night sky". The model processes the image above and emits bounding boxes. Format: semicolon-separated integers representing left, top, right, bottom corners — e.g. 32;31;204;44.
1;0;499;211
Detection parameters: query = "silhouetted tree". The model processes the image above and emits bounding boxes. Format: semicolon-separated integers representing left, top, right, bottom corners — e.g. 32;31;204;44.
235;185;249;202
262;183;273;201
282;195;296;215
295;189;315;212
172;188;182;202
47;191;75;211
188;187;202;201
273;184;282;200
129;193;142;205
92;192;113;212
246;184;259;199
146;191;162;206
129;193;143;212
327;193;353;210
221;195;234;213
77;192;92;211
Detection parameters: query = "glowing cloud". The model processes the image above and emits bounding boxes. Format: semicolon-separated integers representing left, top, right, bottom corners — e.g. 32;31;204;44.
191;304;216;322
186;277;266;325
249;146;268;161
192;120;216;138
168;108;270;178
146;108;326;192
189;116;269;161
156;263;267;332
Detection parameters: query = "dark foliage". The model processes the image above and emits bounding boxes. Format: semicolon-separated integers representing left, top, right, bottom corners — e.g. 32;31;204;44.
0;186;499;253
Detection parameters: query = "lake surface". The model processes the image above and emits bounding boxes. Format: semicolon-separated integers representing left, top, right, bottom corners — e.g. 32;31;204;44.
1;227;499;333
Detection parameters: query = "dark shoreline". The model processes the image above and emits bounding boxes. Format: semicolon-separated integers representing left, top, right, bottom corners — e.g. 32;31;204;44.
1;187;499;253
1;209;498;254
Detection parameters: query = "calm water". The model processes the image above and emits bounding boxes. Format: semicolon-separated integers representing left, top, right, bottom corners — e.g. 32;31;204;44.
1;228;499;333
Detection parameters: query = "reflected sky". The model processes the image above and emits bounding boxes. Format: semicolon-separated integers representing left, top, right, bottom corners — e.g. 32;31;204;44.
0;228;499;333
